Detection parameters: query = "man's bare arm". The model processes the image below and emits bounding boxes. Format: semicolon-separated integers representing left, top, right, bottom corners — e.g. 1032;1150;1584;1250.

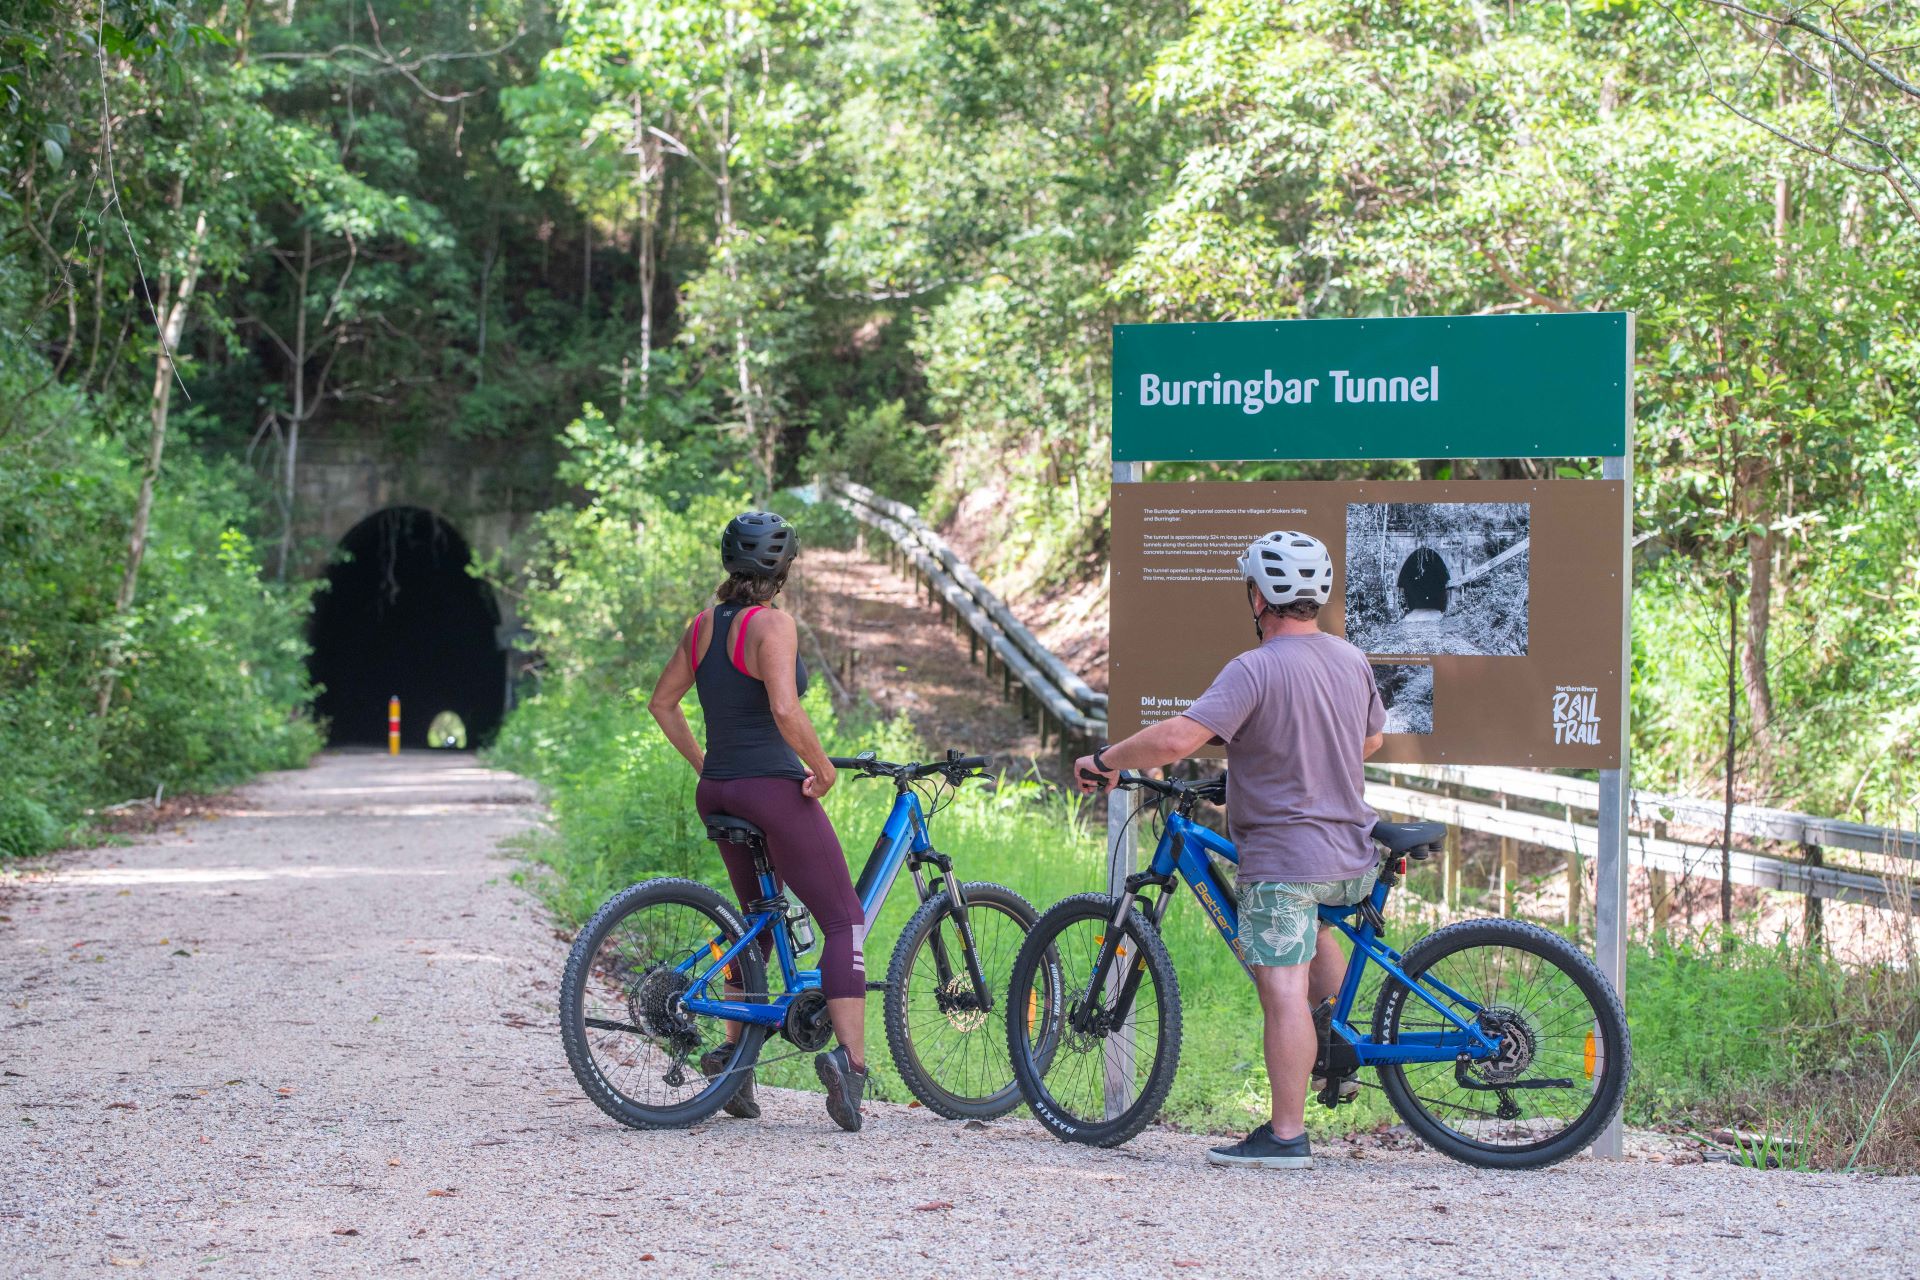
1363;732;1384;759
1073;715;1217;792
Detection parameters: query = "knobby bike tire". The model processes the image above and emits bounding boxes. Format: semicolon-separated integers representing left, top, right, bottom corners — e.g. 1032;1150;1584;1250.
883;881;1046;1120
1004;893;1183;1148
559;877;769;1130
1371;917;1631;1170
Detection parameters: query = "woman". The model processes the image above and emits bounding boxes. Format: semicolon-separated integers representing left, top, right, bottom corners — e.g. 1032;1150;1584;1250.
646;510;869;1132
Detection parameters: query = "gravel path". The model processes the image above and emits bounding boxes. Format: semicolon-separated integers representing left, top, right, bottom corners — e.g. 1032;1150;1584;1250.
5;751;1916;1279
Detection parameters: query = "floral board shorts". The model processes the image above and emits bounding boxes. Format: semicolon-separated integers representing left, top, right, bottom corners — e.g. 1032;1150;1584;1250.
1237;871;1378;968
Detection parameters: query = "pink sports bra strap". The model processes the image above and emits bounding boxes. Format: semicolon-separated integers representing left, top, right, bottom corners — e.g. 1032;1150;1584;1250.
731;606;764;676
685;612;704;670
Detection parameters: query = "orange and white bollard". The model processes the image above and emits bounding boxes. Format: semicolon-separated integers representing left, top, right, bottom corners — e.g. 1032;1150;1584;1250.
387;695;401;755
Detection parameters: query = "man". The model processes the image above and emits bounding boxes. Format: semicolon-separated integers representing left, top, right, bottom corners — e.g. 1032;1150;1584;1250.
1074;529;1385;1170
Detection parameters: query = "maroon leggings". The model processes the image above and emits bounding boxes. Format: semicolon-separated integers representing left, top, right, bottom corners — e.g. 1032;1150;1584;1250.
695;776;866;1001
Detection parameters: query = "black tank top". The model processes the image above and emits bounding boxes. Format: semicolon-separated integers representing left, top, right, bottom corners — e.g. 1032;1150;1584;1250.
695;601;810;781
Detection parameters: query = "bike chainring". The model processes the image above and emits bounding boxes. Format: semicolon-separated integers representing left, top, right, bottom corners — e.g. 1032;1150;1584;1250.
782;988;834;1052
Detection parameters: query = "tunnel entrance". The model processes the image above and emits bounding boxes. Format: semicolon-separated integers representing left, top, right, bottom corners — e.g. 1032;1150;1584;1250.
309;507;504;748
1397;547;1451;614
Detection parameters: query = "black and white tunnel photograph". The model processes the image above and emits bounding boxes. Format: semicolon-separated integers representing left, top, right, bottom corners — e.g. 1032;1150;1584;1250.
1371;662;1435;735
1344;501;1531;657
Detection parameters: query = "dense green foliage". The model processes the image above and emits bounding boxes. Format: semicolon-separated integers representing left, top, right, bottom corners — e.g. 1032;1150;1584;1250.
0;287;318;852
3;0;1916;1161
9;0;1918;822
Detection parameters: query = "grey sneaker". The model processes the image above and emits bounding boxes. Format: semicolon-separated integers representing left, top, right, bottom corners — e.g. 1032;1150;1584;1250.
699;1045;760;1120
814;1045;868;1132
1206;1124;1313;1169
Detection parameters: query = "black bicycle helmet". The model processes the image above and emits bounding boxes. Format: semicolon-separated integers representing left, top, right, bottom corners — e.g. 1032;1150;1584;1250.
721;510;798;577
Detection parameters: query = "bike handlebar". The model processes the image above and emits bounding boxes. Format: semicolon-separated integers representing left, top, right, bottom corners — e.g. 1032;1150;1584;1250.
1110;770;1228;804
826;751;991;781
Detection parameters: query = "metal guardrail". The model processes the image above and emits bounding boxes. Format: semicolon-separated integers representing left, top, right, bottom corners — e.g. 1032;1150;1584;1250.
1370;762;1919;914
825;479;1920;913
1377;763;1919;862
820;479;1107;756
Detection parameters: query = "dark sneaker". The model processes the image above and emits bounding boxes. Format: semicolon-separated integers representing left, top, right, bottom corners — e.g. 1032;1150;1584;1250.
814;1045;868;1132
699;1046;760;1120
1206;1123;1313;1169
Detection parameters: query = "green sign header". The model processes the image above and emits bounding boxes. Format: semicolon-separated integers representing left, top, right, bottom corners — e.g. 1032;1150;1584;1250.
1111;312;1631;461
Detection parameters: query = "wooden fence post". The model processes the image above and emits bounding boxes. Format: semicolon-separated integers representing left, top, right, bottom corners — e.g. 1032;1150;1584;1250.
1500;836;1517;918
1803;842;1825;949
1564;804;1583;928
1649;819;1671;947
1442;809;1459;913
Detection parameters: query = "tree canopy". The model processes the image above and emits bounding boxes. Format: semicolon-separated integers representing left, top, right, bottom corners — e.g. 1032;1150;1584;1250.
3;0;1918;834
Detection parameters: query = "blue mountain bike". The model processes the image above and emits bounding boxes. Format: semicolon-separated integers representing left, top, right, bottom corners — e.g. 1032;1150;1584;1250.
560;751;1058;1127
1006;772;1630;1168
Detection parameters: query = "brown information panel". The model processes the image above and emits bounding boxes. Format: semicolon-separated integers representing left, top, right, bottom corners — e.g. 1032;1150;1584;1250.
1111;480;1624;767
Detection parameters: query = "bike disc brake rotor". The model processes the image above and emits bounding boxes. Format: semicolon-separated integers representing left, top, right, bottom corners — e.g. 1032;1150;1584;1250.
629;964;701;1057
937;974;988;1034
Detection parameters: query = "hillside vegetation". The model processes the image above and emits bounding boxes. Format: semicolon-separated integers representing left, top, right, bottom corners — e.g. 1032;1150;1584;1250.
3;0;1917;1168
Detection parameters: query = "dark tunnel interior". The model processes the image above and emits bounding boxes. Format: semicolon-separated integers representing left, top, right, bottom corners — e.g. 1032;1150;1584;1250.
1396;547;1451;613
309;507;504;748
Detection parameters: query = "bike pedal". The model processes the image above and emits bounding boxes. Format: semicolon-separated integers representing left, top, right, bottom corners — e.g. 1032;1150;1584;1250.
865;981;892;992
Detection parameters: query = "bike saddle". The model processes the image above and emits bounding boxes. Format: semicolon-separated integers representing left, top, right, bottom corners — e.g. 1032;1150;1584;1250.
703;814;767;846
1370;820;1447;857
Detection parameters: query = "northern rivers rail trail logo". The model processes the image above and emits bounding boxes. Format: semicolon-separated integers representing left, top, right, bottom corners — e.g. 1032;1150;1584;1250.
1552;685;1602;746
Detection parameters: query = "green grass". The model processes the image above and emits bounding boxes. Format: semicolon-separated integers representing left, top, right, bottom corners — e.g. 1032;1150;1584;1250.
494;678;1919;1169
498;681;1409;1137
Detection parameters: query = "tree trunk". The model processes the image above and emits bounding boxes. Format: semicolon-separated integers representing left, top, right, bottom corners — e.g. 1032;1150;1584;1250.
630;94;659;403
1742;503;1774;750
713;14;770;499
97;209;210;718
275;227;313;582
1738;172;1791;761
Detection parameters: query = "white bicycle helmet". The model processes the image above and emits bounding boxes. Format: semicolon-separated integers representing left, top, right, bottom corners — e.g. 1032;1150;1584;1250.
1237;530;1334;608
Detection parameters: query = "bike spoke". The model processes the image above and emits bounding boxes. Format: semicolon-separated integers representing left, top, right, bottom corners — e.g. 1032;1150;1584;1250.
1387;936;1610;1151
897;898;1034;1106
1015;911;1164;1127
577;897;743;1114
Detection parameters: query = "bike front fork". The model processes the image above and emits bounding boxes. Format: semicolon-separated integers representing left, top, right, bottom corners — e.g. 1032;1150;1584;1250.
910;853;995;1013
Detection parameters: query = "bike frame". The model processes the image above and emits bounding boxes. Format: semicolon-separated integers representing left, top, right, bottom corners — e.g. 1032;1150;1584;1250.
1119;809;1502;1066
675;785;988;1027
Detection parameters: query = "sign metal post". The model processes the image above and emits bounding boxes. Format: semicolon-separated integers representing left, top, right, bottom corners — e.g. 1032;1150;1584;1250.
1590;323;1636;1159
1105;459;1143;1119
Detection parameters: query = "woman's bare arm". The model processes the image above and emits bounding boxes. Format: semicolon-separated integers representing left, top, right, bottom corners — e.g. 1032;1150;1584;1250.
751;610;837;797
648;620;705;774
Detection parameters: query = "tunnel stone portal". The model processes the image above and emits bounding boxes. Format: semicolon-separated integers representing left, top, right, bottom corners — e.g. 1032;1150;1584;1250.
308;507;505;748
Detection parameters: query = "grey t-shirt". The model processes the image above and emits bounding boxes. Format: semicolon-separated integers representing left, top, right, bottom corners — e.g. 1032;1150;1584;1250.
1182;631;1386;884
